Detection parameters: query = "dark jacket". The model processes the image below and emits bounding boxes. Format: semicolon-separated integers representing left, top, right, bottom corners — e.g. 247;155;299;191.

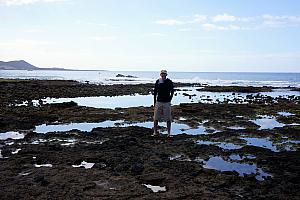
154;78;174;103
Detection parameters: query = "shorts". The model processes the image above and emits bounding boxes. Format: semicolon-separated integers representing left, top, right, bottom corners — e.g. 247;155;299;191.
153;101;172;122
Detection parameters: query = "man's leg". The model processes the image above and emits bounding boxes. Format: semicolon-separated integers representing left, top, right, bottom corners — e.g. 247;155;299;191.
167;120;171;136
153;120;159;135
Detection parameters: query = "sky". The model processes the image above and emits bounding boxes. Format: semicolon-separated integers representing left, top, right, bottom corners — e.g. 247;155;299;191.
0;0;300;72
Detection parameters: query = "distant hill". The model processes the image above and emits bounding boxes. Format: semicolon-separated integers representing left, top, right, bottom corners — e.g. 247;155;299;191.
0;60;66;70
0;60;39;70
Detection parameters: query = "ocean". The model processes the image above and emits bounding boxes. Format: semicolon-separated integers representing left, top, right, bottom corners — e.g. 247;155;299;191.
0;70;299;87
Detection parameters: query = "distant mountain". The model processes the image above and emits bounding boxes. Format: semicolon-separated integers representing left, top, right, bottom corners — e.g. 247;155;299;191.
0;60;66;70
0;60;39;70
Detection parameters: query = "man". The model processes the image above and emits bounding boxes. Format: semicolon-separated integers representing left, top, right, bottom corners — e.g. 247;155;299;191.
153;69;174;137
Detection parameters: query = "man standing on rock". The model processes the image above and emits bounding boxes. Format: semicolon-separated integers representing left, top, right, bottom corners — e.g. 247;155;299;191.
153;70;174;137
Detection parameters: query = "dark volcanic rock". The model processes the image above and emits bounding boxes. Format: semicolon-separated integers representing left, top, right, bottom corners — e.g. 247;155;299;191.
0;79;300;199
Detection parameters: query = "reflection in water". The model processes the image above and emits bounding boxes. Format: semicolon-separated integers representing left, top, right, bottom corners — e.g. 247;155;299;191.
201;156;270;181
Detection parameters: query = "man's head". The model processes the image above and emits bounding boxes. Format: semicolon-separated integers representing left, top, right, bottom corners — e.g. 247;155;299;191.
160;70;167;80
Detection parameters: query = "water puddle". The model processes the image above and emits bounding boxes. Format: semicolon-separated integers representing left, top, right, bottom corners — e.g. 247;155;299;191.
280;140;300;151
199;156;270;181
25;138;106;146
12;148;21;154
227;126;245;130
250;115;285;130
229;154;256;161
277;112;295;117
34;120;216;135
241;137;278;152
169;154;191;161
53;139;76;146
142;184;166;193
197;140;243;150
5;141;14;146
121;121;217;135
35;120;124;133
34;164;53;168
198;136;298;152
19;172;32;176
14;88;299;109
31;139;48;144
0;132;25;140
72;161;95;169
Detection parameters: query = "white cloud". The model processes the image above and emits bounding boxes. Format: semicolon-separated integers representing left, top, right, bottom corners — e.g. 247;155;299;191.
156;13;300;31
0;0;65;6
155;19;184;25
90;36;117;41
190;14;207;23
178;28;192;32
22;28;45;33
212;13;236;22
75;20;118;29
145;33;166;37
202;23;241;31
262;14;300;28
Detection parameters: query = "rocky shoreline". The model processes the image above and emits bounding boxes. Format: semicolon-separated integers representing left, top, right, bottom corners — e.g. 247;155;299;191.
0;79;300;199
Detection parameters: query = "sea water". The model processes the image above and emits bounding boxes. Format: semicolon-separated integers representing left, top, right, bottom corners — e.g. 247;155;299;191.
1;70;300;87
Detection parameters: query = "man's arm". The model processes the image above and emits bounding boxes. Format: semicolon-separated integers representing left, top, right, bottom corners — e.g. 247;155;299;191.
170;81;174;101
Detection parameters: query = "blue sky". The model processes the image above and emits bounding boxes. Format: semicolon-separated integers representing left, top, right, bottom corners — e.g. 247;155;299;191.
0;0;299;72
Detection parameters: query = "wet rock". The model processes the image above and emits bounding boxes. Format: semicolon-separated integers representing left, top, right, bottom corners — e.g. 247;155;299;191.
138;173;166;185
130;163;144;175
34;175;49;186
